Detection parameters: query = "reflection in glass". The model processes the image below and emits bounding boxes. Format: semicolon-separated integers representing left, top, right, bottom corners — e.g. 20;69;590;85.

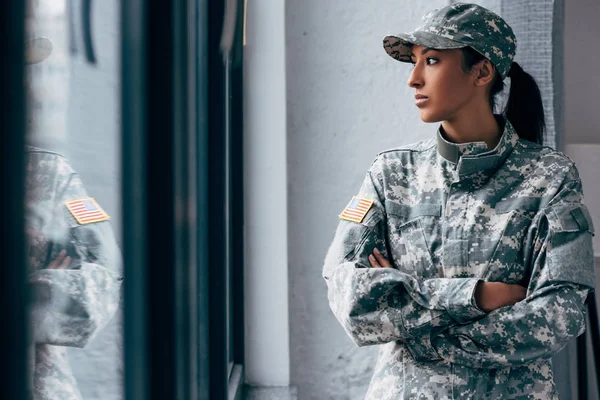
25;1;124;399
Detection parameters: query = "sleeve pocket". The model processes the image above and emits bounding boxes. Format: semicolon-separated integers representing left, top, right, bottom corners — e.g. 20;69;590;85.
547;204;595;234
546;204;596;289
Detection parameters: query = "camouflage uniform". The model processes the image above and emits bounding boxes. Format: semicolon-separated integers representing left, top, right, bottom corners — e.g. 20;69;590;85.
25;147;123;400
323;120;595;399
324;4;595;398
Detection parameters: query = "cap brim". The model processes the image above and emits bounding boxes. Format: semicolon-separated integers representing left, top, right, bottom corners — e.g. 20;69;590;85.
26;37;53;65
383;31;465;63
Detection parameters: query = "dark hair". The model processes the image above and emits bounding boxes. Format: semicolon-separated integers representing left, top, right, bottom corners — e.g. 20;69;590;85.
461;47;545;144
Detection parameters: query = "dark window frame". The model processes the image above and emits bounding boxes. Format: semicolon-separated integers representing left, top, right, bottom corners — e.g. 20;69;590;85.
0;1;28;398
226;0;246;396
122;0;245;398
122;0;201;397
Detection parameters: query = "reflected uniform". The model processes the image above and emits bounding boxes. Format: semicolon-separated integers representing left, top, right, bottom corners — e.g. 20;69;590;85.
323;120;596;399
25;147;123;400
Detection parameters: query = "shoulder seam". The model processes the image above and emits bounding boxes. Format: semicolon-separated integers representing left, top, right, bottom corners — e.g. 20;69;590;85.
515;140;566;157
516;140;577;168
376;139;436;156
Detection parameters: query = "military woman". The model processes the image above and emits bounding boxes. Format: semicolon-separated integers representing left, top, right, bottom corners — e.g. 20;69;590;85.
323;3;595;399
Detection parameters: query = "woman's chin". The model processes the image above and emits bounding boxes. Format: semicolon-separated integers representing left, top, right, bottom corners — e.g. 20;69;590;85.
418;111;443;123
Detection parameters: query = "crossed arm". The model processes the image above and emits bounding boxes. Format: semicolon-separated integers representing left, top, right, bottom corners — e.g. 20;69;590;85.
29;173;123;348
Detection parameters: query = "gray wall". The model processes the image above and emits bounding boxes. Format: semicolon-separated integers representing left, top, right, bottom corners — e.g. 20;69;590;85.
564;0;600;145
563;1;600;399
285;1;447;399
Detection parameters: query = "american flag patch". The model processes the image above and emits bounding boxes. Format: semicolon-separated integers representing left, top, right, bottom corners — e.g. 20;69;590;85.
65;198;110;225
339;196;374;223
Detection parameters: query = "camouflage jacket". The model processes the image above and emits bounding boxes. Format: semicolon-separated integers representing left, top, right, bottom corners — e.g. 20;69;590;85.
323;120;596;399
25;147;123;400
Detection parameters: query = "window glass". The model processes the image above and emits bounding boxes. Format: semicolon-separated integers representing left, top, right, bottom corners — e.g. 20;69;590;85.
26;1;123;399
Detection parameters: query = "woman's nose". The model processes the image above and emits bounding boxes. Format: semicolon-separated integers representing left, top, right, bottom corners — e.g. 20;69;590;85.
407;65;423;88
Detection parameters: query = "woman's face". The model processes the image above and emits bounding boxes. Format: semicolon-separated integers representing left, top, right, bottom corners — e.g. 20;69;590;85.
407;45;477;123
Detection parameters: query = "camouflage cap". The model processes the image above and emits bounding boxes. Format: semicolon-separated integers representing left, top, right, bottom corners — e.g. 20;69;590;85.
383;3;516;79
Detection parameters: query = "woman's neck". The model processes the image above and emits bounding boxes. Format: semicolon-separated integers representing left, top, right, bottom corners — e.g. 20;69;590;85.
441;110;502;150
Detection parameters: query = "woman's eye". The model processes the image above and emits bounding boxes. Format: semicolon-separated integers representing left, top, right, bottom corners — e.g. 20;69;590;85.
410;58;438;67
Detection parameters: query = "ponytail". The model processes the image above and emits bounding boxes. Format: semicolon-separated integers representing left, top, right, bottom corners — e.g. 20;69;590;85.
504;62;545;144
461;48;546;144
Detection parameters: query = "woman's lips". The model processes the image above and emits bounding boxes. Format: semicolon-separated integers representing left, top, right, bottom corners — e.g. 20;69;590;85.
415;94;429;106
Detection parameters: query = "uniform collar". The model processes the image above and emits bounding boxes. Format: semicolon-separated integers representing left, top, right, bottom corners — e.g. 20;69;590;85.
436;117;519;177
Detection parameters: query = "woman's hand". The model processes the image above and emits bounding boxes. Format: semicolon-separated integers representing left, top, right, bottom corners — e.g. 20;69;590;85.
368;248;393;268
474;281;526;312
47;249;72;269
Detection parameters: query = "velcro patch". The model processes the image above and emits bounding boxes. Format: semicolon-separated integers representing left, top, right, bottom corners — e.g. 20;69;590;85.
339;196;374;223
65;198;110;225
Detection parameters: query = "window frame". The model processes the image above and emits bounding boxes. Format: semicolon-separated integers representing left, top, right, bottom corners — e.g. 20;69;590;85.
122;0;245;398
0;1;28;398
122;0;201;397
226;0;246;395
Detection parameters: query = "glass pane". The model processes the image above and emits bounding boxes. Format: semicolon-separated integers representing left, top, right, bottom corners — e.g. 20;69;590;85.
226;79;232;379
26;1;123;399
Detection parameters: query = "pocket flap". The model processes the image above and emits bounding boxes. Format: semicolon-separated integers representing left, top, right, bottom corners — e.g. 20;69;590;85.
385;200;442;221
495;196;541;214
547;204;595;234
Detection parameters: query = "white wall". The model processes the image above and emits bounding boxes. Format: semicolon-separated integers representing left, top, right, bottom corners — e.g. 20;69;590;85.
285;1;447;398
244;0;291;388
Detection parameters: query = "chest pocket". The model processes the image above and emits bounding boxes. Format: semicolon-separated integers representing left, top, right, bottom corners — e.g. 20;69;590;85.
385;200;441;278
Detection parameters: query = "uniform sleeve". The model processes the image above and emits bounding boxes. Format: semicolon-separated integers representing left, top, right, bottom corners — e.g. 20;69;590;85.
431;179;596;369
323;158;486;352
29;173;123;348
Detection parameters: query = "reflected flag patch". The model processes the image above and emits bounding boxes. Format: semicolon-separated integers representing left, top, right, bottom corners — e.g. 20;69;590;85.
339;196;374;223
65;198;110;225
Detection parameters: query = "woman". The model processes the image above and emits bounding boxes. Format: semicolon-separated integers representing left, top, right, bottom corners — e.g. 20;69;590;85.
323;3;595;399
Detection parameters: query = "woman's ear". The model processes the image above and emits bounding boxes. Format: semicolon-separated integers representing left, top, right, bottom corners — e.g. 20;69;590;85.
474;59;495;87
